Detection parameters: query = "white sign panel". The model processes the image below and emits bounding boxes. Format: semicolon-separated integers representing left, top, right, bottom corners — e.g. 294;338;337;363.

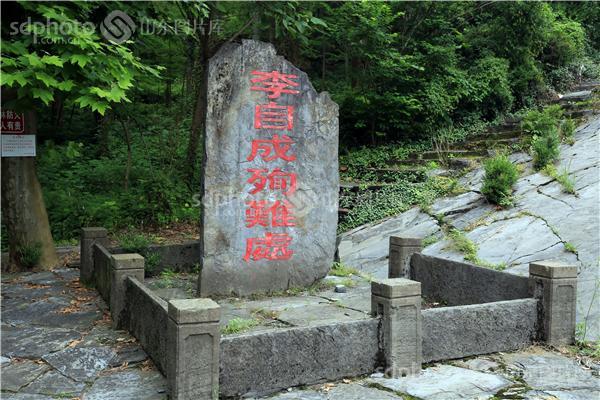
1;135;36;157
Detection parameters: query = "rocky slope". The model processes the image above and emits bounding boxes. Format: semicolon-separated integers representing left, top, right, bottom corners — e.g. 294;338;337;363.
338;112;599;340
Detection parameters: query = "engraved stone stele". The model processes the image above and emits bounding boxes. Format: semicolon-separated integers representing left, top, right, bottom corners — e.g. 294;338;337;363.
198;40;339;297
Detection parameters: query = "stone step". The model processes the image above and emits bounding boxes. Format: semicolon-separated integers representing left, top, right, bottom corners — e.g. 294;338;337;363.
556;90;593;103
417;149;489;160
573;81;599;91
469;129;524;142
390;157;477;170
486;121;521;133
564;109;596;119
454;137;520;150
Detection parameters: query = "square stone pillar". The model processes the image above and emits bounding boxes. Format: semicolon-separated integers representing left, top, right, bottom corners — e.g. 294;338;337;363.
371;278;422;377
529;261;577;345
389;237;422;279
167;299;220;400
80;227;108;284
111;254;145;329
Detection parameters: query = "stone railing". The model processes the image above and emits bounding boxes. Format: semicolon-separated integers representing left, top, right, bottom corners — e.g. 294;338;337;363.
80;227;578;399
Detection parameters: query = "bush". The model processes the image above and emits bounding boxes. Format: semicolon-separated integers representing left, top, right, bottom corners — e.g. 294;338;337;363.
17;242;42;268
481;154;519;207
522;105;563;169
531;128;561;169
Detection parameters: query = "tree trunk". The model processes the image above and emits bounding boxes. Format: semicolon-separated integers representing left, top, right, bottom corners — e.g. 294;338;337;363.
1;109;58;272
185;9;212;185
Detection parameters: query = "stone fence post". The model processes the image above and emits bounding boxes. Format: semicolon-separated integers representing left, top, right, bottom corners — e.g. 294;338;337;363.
389;236;422;279
80;227;108;284
529;261;577;345
167;299;221;400
111;254;145;329
371;278;422;378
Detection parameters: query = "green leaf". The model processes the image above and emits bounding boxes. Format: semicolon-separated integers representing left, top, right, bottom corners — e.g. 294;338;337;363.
35;71;60;87
69;54;91;68
1;71;30;87
41;55;64;67
24;53;43;67
31;87;54;105
56;80;75;91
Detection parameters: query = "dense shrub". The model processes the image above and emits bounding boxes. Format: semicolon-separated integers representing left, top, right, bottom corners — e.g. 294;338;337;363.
522;105;563;169
481;154;519;207
531;130;561;170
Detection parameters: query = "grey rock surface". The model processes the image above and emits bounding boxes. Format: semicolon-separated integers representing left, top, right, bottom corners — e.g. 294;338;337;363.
369;364;511;400
199;39;339;297
0;360;50;392
84;370;168;400
503;350;600;392
42;346;117;382
1;325;81;358
338;114;600;339
338;207;440;277
259;383;403;399
20;370;86;396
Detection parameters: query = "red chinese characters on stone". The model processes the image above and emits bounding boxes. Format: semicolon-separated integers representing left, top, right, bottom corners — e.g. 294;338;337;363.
243;232;293;261
247;134;296;162
254;102;294;130
245;200;296;228
251;70;300;99
244;69;302;262
247;168;297;196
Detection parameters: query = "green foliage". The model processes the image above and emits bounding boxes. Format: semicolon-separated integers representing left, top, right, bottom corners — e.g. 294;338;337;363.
4;1;595;244
1;3;161;113
574;322;600;361
542;164;577;195
422;234;440;248
16;242;42;268
560;118;576;145
448;229;478;261
338;176;461;233
447;229;506;271
118;233;152;253
37;101;199;241
330;262;359;278
222;318;260;335
481;154;519;207
531;132;561;170
522;106;564;170
564;242;578;254
145;253;162;275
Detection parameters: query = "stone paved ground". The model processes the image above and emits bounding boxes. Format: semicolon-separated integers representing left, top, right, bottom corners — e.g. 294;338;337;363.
2;269;599;399
1;268;168;399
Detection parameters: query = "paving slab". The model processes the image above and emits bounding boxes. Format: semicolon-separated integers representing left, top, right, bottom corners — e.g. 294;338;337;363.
42;346;117;382
1;325;81;358
259;383;403;399
0;360;50;392
20;370;86;396
277;303;369;327
368;364;512;400
502;350;600;392
0;394;55;400
84;369;168;400
453;357;500;373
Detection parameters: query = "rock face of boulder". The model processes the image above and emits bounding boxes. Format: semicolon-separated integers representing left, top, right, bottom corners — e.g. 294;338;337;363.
199;40;339;297
339;115;600;339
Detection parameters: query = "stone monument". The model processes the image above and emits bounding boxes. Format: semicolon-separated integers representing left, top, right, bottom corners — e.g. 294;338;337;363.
198;40;339;297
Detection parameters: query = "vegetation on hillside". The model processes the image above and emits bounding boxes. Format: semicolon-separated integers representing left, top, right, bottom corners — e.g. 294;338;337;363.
1;1;599;260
